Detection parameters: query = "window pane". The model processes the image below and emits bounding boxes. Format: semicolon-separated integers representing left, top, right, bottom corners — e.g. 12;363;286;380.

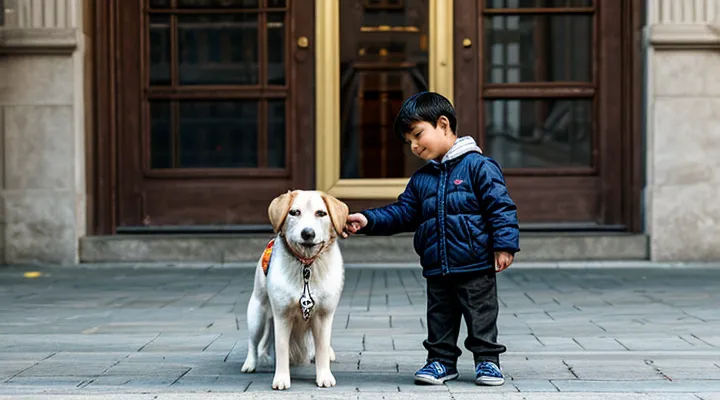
178;101;258;168
339;0;429;179
149;14;171;85
485;99;592;168
268;0;286;7
267;12;285;85
484;0;592;8
177;0;259;8
267;100;286;168
150;101;172;169
149;0;171;8
178;14;259;85
484;14;592;83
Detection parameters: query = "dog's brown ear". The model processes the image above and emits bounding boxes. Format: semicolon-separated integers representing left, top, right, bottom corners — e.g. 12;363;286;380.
321;192;349;236
268;190;297;233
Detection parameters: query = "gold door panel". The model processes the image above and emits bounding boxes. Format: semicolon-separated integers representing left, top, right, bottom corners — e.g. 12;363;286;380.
316;0;453;199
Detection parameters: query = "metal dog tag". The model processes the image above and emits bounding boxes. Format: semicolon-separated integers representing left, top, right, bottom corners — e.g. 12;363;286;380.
299;265;315;320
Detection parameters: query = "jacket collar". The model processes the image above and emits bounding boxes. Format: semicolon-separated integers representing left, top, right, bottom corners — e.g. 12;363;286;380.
428;136;483;169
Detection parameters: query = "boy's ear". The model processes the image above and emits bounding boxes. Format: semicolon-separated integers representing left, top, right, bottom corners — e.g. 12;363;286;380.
437;116;450;133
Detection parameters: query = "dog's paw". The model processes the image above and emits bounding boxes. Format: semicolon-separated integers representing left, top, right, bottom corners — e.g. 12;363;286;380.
329;347;336;362
240;359;256;373
316;371;336;388
272;374;291;390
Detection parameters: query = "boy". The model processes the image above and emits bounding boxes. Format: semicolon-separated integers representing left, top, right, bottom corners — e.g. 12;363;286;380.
344;92;520;386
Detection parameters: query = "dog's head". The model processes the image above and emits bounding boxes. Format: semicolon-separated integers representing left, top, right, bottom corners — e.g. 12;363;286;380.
268;190;349;255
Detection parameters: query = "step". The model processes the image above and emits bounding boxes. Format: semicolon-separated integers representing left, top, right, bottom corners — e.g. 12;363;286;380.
79;232;649;264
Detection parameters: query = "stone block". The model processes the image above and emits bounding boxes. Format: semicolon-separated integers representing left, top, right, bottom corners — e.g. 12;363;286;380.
654;51;720;97
3;190;76;264
3;105;74;190
0;55;74;106
653;98;720;188
648;183;720;261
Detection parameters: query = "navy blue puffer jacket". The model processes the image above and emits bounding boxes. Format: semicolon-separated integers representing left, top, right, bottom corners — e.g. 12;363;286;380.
359;146;520;277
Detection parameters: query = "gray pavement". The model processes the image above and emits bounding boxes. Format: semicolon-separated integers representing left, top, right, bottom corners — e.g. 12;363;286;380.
1;263;719;399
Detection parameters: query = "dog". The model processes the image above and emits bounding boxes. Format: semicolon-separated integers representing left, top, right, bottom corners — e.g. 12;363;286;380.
241;190;349;390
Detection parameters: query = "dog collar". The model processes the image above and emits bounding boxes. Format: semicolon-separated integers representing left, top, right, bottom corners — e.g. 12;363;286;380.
280;234;335;266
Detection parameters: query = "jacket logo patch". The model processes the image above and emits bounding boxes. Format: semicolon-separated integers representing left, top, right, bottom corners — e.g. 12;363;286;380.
454;179;464;185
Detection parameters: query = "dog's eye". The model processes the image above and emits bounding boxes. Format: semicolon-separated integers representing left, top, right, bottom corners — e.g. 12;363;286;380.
315;210;327;218
289;209;301;216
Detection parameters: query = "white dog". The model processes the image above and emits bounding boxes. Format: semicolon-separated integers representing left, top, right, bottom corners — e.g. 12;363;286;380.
241;190;349;390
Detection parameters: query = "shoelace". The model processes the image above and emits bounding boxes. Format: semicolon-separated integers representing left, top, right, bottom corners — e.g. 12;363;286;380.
419;361;446;377
476;362;502;377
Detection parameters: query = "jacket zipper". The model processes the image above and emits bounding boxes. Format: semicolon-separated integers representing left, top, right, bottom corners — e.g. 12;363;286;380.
438;165;449;275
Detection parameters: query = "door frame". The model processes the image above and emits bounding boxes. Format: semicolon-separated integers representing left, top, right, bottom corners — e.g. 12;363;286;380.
314;0;454;199
88;0;316;234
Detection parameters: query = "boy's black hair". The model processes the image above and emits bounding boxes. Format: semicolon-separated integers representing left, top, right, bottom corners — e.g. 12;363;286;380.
393;91;457;140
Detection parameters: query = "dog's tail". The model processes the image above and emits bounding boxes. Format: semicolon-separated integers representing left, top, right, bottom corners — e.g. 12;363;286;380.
257;317;274;363
288;331;313;365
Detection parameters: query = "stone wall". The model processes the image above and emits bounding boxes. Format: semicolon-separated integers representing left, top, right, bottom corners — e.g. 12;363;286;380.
0;0;86;264
646;0;720;260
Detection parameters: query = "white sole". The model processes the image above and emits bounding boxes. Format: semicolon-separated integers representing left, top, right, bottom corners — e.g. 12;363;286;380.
475;376;505;386
414;372;459;385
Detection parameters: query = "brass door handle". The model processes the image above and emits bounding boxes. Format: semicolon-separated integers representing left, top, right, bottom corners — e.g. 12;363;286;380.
297;36;309;48
462;38;472;48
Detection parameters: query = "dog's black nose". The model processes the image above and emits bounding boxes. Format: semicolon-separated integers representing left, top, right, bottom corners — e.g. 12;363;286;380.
301;228;315;241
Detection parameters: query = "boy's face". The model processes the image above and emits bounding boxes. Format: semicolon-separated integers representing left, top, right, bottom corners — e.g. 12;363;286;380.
403;116;456;162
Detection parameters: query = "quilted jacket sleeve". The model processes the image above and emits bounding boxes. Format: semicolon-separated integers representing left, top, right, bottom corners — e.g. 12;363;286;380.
358;177;421;236
472;158;521;254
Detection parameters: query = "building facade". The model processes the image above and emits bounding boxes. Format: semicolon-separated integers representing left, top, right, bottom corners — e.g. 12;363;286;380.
0;0;718;264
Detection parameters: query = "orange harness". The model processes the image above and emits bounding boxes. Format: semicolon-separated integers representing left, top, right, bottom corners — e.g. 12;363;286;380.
261;238;275;276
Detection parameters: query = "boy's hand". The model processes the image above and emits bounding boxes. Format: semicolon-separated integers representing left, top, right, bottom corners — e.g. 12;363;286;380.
342;213;368;238
494;251;514;272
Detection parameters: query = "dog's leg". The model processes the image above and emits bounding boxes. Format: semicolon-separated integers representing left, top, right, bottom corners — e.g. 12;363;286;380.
241;295;264;373
271;314;293;390
311;313;336;388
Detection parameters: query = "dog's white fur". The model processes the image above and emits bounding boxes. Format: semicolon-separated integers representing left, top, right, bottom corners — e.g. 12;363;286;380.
241;190;348;390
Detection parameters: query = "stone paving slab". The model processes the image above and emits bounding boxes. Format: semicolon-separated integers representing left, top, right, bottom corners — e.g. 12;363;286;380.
1;264;720;399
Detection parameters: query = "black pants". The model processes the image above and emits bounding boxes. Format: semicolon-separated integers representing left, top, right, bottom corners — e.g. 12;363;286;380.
423;270;506;367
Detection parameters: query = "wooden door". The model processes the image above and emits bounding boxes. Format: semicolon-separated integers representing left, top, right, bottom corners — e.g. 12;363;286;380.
113;0;314;230
453;0;641;229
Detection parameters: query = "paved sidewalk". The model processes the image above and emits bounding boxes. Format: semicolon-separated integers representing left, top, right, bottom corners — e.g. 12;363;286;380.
1;264;719;399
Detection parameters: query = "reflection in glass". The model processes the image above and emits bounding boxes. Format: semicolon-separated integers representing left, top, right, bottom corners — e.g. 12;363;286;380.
485;99;592;168
484;0;592;8
149;0;171;8
149;14;171;85
150;101;172;169
484;14;592;83
178;101;258;168
267;101;286;168
340;0;429;179
177;0;258;8
178;14;259;85
267;13;285;85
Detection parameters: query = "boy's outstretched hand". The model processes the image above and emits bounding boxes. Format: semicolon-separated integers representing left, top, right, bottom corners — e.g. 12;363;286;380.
494;251;514;272
342;213;368;238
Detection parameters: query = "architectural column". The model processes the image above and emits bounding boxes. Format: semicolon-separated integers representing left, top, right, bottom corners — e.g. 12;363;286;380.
0;0;86;264
646;0;720;260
